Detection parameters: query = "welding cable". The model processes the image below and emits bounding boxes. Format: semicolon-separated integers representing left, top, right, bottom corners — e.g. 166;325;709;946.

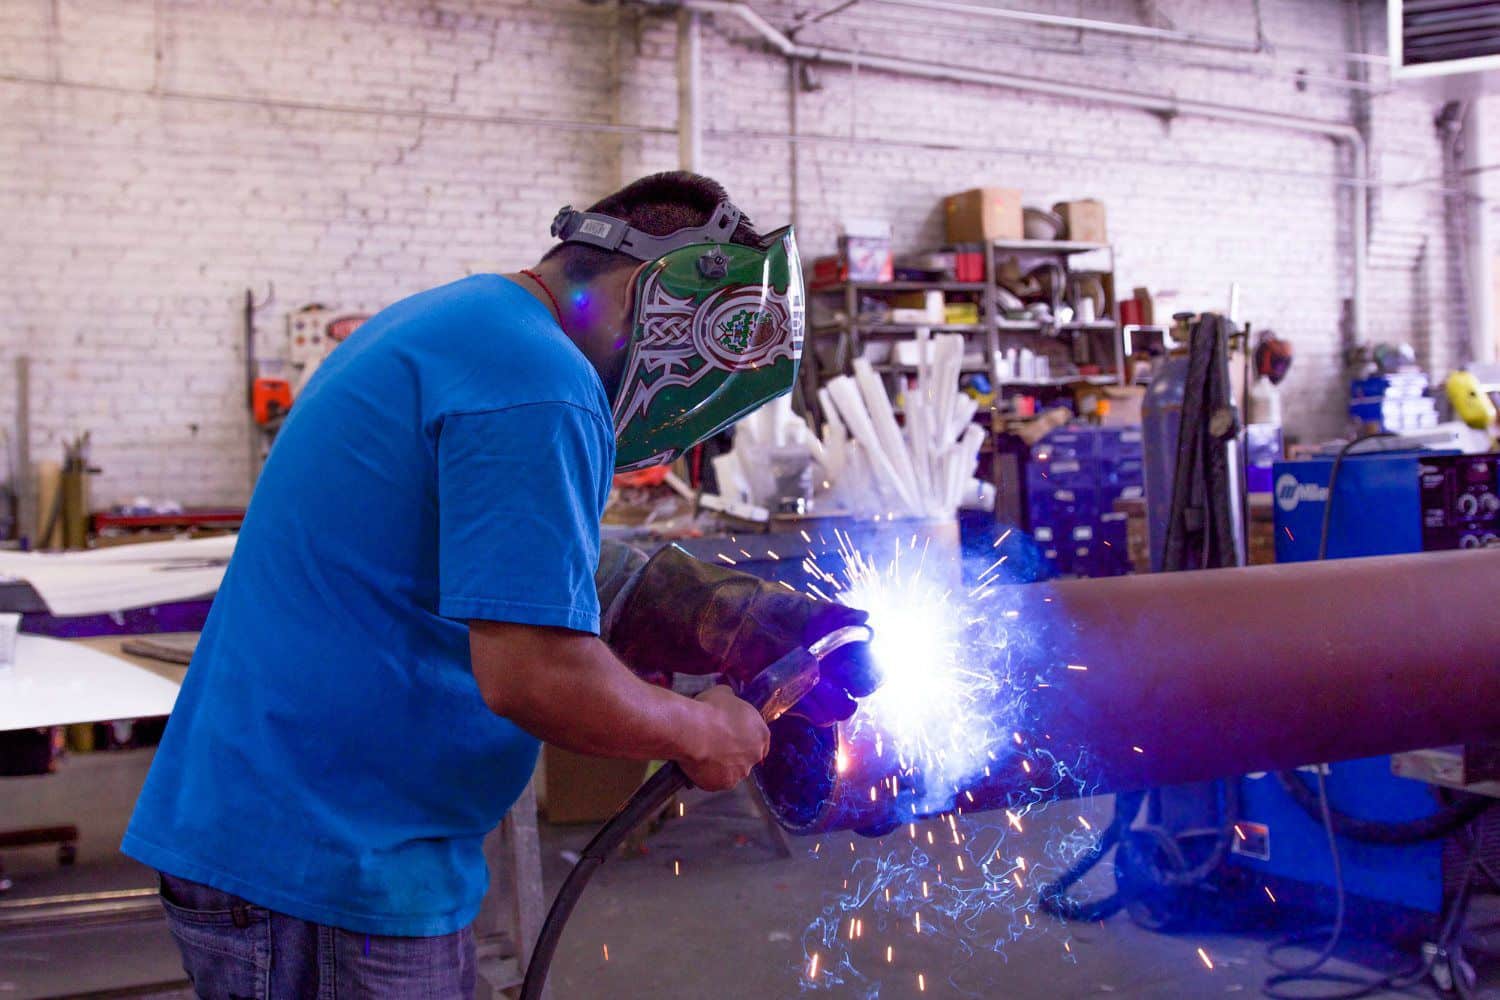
1121;781;1242;892
1038;790;1147;922
1272;770;1494;846
1263;785;1492;1000
1041;784;1243;925
1315;432;1396;562
519;762;690;1000
1261;768;1354;998
519;628;869;1000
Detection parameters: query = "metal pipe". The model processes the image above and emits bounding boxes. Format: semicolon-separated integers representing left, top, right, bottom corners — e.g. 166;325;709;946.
677;7;704;170
1351;134;1369;345
14;355;32;546
0;887;162;935
0;72;675;139
755;549;1500;834
870;0;1262;53
642;0;1370;342
1463;103;1495;363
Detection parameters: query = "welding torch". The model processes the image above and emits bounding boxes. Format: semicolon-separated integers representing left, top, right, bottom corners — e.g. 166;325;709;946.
518;623;874;1000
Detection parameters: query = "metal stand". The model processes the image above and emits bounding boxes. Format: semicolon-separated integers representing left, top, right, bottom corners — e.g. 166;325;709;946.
1161;313;1246;572
745;783;794;858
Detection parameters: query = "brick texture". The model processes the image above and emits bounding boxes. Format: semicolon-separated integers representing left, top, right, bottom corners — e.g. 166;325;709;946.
0;0;1467;504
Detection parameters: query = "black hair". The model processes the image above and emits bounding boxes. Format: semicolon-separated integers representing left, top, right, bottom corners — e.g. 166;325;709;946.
541;171;764;282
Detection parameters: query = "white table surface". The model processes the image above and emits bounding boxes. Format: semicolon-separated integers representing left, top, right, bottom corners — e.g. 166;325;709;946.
0;635;183;732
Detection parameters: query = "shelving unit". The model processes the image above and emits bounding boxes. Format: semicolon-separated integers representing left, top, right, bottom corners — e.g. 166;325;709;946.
803;238;1126;416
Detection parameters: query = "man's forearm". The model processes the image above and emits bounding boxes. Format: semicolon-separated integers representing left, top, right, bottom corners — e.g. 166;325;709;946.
469;622;711;763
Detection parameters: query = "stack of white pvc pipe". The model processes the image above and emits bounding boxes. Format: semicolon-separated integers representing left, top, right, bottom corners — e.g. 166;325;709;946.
701;332;987;519
709;393;824;508
820;331;985;519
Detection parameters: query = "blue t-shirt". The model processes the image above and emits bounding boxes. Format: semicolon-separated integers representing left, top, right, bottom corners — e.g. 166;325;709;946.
123;275;614;936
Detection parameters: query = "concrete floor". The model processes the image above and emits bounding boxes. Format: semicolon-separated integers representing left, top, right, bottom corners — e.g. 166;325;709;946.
4;775;1498;1000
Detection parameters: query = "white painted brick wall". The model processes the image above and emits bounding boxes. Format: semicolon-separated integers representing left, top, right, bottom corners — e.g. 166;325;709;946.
0;0;1462;506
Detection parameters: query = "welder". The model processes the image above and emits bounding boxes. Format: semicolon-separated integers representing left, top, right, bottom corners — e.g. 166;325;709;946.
121;172;874;998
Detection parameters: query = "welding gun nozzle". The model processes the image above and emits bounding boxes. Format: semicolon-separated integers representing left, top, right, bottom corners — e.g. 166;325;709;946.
808;624;874;662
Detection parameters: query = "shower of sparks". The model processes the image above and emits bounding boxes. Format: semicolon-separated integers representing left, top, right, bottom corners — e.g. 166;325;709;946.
790;529;1097;996
829;531;1021;817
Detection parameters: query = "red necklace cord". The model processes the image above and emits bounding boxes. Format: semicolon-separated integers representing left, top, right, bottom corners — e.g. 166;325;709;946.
520;269;564;323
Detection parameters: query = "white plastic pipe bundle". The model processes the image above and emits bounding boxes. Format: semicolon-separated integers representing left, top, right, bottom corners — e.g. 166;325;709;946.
710;393;823;508
820;332;986;518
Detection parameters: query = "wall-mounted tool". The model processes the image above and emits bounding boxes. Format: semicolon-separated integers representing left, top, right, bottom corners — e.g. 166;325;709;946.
287;305;370;396
251;379;292;426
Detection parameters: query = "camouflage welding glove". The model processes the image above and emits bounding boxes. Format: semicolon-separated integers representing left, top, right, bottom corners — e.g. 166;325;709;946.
598;543;878;726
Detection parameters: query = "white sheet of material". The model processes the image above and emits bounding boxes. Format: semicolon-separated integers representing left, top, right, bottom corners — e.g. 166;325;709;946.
0;535;236;616
0;635;182;731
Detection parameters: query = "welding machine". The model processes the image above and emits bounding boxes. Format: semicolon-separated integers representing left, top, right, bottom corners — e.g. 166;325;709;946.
1232;450;1500;911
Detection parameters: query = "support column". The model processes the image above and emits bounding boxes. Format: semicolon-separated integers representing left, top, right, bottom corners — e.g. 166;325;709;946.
1464;100;1495;363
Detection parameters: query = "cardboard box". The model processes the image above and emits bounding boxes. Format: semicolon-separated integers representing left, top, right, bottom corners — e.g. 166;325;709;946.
540;744;651;825
943;188;1023;243
1053;199;1107;244
1100;386;1145;426
889;290;945;322
1131;287;1154;326
837;235;893;283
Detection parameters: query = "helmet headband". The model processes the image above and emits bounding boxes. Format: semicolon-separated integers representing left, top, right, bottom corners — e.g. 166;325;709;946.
551;201;743;262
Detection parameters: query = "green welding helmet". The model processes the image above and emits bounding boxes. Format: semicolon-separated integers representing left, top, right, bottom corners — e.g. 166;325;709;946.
550;201;805;472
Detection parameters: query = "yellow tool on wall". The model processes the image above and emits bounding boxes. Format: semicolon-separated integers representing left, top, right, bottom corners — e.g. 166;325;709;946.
1446;369;1498;431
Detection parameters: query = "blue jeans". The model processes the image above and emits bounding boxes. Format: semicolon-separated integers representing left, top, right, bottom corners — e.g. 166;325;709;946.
158;873;477;999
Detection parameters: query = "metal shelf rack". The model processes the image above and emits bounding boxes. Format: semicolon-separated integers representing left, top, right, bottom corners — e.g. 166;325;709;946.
803;238;1126;411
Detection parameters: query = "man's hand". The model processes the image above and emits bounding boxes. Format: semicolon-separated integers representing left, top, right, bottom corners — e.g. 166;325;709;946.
471;621;763;772
679;686;770;791
604;545;880;726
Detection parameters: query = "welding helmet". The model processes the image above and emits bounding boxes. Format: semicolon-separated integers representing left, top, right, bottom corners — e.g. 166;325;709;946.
550;201;805;472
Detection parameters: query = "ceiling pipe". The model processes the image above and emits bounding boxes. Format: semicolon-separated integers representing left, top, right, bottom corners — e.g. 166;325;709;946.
639;0;1368;342
870;0;1263;53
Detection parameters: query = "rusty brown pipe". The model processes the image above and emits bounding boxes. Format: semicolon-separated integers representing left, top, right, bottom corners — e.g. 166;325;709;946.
753;548;1500;835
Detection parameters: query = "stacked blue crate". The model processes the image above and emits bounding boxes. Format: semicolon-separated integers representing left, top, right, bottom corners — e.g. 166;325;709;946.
1348;372;1437;434
1026;426;1143;577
